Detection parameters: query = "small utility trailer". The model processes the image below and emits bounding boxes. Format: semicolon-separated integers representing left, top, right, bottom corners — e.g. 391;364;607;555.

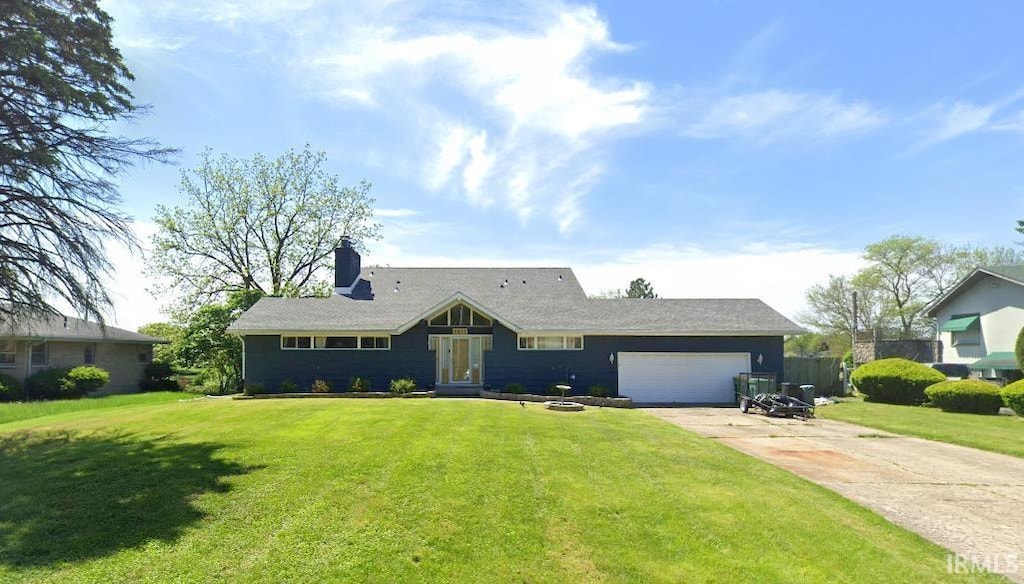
734;373;815;419
738;393;814;419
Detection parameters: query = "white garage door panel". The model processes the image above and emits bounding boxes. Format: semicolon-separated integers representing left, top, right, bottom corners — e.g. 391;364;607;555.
618;352;750;403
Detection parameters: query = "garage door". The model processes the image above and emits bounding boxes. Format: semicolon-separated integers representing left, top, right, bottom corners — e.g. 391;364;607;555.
618;352;750;404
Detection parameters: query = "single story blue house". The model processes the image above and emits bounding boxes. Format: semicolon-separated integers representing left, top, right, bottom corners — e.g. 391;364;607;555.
227;238;803;403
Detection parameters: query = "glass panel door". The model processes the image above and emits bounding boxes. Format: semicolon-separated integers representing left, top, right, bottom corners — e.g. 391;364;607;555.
451;338;471;383
470;338;482;384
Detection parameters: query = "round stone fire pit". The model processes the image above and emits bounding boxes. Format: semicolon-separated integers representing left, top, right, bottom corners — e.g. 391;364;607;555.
544;401;585;412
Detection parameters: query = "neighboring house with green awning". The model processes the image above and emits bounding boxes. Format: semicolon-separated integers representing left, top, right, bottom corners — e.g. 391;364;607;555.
924;265;1024;381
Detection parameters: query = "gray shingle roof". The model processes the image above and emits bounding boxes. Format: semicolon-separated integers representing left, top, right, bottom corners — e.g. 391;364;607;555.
0;315;165;344
229;267;803;336
985;265;1024;284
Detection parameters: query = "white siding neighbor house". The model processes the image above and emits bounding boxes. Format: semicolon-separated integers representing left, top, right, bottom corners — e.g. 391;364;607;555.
924;265;1024;382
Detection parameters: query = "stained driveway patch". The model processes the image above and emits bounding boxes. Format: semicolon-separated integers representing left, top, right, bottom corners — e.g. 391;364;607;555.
645;407;1024;581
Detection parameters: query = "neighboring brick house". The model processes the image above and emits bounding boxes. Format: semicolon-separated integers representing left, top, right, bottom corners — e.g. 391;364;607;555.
0;315;165;393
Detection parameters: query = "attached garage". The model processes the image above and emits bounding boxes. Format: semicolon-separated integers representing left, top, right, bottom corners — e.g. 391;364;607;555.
617;352;750;404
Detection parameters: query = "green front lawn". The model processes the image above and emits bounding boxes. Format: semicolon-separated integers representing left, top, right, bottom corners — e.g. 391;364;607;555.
0;399;1000;583
819;398;1024;459
0;391;189;425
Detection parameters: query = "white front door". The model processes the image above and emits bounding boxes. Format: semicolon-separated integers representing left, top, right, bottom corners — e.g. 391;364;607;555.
439;336;484;384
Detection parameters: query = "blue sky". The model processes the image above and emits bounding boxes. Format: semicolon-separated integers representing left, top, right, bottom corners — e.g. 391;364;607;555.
97;0;1024;328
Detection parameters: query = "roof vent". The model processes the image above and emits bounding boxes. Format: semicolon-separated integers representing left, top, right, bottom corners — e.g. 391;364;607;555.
557;275;563;282
522;280;526;284
369;270;374;277
393;286;400;293
502;279;509;287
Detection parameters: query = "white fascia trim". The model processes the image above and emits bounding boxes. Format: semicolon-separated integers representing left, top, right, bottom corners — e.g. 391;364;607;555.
394;292;521;334
924;268;1024;316
518;330;802;337
257;330;394;337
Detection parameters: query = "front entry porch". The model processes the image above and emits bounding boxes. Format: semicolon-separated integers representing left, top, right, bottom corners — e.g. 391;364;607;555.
433;335;487;387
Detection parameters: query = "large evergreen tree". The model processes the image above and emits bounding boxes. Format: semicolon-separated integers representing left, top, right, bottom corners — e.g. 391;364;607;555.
0;0;171;324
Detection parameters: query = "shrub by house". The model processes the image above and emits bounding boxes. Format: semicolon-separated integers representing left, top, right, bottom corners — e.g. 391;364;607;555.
924;379;1003;414
1003;379;1024;416
850;358;945;405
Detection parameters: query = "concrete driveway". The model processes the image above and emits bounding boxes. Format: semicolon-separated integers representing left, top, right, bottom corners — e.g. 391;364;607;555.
645;407;1024;581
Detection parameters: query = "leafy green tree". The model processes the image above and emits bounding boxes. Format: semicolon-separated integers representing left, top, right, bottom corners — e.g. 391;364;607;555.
626;278;657;299
785;333;826;357
1016;326;1024;374
801;275;884;341
138;322;184;365
857;235;943;337
148;146;380;307
176;291;262;393
0;0;172;325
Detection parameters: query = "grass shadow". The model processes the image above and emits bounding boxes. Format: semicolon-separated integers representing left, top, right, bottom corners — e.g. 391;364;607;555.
0;430;255;568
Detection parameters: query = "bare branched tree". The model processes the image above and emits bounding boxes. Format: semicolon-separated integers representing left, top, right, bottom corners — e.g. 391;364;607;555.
0;0;173;325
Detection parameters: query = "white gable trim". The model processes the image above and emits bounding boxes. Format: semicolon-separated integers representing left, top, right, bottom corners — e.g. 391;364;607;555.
394;292;521;334
924;268;1024;316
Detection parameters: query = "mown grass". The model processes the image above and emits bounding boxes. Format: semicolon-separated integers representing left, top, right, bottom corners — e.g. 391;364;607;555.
0;399;1002;583
819;398;1024;459
0;392;189;426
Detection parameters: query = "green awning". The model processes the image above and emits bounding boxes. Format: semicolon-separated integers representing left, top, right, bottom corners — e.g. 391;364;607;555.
941;315;979;332
970;352;1019;371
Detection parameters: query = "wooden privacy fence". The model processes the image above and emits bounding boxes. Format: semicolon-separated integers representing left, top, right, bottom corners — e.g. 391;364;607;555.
784;356;845;396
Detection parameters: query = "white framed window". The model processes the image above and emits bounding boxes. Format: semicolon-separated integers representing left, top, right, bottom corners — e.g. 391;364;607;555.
517;335;584;351
360;336;390;350
0;341;15;368
30;342;48;367
281;335;391;350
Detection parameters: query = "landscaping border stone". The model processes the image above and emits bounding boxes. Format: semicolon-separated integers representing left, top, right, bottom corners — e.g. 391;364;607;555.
479;390;632;408
249;391;436;399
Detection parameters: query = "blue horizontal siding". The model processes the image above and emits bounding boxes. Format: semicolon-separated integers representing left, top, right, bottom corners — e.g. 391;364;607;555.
244;321;784;397
243;322;434;392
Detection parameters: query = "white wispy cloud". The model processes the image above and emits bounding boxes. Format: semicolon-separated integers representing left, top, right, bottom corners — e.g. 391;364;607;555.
681;90;887;143
288;4;650;233
914;89;1024;147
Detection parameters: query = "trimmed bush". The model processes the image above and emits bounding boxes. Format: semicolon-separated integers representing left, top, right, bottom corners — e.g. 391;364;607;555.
0;373;24;402
26;368;71;400
311;379;332;393
504;383;526;394
348;377;371;392
139;361;178;392
1002;379;1024;416
925;380;1003;414
278;380;298;393
244;383;266;396
389;378;416;394
850;358;945;405
588;384;610;397
63;366;110;397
